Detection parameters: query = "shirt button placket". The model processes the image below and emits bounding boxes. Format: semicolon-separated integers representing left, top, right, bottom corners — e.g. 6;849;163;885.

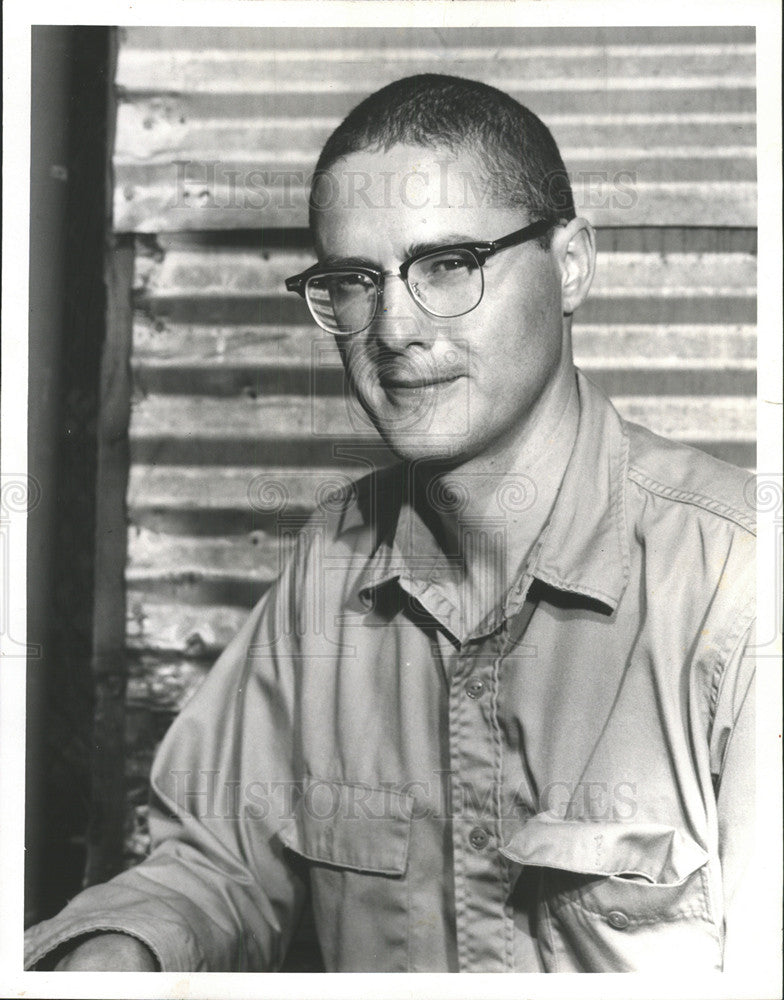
449;648;512;972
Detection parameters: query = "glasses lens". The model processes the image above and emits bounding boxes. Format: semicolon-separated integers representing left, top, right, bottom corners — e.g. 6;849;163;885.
407;249;483;318
306;271;377;335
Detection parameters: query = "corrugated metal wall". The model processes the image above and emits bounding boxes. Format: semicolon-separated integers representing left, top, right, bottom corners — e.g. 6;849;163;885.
112;25;757;863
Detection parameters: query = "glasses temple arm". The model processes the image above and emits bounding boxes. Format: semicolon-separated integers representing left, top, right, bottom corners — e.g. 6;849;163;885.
490;218;558;253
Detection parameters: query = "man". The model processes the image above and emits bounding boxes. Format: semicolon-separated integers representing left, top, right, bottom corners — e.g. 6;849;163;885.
25;74;756;973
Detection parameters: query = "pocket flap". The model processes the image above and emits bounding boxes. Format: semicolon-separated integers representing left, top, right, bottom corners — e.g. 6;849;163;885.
500;814;708;885
278;778;412;876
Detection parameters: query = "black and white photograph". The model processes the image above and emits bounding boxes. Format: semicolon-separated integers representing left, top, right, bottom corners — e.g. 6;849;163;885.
1;1;781;996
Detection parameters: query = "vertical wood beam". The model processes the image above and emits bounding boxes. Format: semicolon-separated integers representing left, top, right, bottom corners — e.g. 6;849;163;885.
25;24;72;928
84;234;134;884
83;28;135;886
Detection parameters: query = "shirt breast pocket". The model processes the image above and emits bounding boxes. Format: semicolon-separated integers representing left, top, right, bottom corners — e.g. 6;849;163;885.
501;815;723;972
278;777;412;971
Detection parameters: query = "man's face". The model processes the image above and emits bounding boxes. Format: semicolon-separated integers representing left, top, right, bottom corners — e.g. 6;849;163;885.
312;143;570;467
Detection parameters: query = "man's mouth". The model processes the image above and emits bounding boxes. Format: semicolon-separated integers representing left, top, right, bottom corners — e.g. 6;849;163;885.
380;372;464;390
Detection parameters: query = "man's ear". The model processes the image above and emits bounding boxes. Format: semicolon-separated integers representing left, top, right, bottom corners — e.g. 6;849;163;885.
552;217;596;315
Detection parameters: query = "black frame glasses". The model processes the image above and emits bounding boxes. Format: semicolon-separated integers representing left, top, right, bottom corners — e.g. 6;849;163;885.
285;217;556;336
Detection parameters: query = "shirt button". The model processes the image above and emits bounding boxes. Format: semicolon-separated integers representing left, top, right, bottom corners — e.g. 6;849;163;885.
465;678;486;699
607;910;630;930
468;827;489;850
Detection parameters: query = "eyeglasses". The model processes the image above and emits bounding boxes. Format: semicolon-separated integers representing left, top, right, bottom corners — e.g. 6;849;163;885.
285;218;556;337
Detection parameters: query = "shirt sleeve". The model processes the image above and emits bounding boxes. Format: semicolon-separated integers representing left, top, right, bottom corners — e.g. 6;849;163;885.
24;550;309;972
710;620;758;973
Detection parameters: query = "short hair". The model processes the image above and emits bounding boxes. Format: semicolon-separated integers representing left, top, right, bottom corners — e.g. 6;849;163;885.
309;73;575;236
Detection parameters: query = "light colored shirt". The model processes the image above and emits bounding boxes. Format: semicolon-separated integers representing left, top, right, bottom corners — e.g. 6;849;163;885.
24;370;756;973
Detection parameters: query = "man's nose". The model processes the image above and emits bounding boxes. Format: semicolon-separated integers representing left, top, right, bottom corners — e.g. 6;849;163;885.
371;276;435;350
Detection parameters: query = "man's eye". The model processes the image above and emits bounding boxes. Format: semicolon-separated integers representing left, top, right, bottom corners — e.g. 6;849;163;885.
323;274;369;298
423;255;475;279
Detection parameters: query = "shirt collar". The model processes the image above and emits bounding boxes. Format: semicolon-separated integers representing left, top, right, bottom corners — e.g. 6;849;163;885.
349;465;460;604
532;370;631;612
348;369;631;616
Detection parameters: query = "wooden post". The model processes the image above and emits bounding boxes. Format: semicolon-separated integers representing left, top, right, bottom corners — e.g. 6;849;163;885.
84;236;134;886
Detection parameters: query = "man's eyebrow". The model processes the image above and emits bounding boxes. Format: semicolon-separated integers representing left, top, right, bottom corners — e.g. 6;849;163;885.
318;253;378;268
320;234;480;270
403;234;479;260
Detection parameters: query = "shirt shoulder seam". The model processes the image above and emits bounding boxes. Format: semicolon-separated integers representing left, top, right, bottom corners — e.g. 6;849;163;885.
627;465;756;536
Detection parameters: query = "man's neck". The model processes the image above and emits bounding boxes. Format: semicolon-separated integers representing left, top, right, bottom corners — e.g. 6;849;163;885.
417;367;580;636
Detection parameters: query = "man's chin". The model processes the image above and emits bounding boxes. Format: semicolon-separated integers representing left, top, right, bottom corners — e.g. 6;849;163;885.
377;428;470;466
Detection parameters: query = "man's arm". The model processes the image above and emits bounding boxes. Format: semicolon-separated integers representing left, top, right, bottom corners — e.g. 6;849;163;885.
46;933;158;971
25;553;310;972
